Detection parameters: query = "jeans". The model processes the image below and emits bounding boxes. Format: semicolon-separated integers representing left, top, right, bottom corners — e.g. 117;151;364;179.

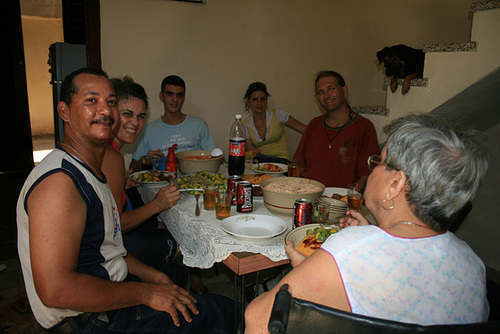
74;294;237;333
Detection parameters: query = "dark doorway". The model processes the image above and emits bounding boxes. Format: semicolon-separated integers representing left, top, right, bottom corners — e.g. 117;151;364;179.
0;0;101;174
0;0;100;259
1;0;33;174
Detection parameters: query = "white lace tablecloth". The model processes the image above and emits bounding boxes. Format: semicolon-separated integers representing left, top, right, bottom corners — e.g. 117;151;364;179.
138;186;292;269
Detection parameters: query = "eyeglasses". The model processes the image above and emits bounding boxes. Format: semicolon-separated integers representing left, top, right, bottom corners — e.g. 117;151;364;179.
367;154;400;171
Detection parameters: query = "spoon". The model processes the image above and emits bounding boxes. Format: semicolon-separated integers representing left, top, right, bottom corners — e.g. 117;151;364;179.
195;193;201;216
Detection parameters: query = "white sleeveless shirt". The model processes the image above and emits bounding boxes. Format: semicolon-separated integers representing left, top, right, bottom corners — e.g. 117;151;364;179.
321;225;489;325
17;147;128;329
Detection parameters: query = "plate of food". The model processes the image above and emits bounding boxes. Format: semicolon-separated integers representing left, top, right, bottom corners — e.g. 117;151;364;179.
285;224;340;256
221;214;289;240
241;173;272;196
130;170;175;187
321;187;348;206
176;171;227;195
250;163;287;176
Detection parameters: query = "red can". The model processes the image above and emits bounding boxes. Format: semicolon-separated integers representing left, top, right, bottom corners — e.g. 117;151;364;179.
293;199;312;228
228;175;242;206
236;181;253;213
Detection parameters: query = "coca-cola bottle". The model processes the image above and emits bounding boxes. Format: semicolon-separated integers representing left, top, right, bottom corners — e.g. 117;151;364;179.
228;114;245;176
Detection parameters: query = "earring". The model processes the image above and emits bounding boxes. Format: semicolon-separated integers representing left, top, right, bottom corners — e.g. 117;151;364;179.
382;198;395;210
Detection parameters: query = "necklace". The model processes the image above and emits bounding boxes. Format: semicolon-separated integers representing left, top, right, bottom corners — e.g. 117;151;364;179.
323;112;352;149
389;221;430;229
60;143;103;178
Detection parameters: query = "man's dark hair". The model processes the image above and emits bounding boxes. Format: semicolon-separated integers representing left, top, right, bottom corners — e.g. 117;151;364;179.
314;70;347;88
161;75;186;92
60;67;109;106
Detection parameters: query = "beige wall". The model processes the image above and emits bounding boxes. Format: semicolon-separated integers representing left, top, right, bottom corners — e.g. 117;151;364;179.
22;15;63;136
100;0;476;161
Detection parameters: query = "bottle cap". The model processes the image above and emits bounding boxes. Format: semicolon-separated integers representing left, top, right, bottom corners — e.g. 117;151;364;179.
235;114;242;120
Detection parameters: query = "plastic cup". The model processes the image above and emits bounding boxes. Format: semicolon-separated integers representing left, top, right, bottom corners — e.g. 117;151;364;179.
203;185;217;210
313;202;330;224
141;155;153;170
347;183;363;212
214;188;231;220
288;158;301;177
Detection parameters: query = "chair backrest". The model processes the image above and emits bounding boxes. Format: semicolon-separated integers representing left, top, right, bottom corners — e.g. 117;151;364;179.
268;284;500;334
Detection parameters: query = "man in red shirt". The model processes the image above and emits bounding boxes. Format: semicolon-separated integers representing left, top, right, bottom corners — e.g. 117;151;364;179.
294;71;380;190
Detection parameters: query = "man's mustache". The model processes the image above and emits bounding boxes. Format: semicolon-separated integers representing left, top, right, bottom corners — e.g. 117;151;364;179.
92;115;115;125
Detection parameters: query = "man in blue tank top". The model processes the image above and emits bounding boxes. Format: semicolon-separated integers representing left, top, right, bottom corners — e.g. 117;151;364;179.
17;68;236;333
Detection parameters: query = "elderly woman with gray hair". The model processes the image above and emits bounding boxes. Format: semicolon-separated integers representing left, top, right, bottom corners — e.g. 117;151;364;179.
245;114;490;331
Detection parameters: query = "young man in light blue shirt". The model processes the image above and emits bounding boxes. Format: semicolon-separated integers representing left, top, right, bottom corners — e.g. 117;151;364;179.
130;75;215;171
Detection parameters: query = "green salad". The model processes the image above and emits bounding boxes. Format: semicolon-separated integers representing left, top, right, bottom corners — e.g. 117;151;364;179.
305;226;339;242
177;171;227;195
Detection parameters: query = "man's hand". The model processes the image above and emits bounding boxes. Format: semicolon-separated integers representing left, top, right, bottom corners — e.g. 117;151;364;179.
152;183;180;212
285;240;305;267
148;149;164;159
146;284;198;327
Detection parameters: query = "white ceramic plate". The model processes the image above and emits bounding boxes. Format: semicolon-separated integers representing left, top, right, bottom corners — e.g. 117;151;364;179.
323;187;348;197
250;163;287;176
221;214;288;240
130;171;175;187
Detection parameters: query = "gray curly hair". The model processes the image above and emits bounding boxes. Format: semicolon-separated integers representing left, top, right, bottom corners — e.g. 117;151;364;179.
383;114;490;231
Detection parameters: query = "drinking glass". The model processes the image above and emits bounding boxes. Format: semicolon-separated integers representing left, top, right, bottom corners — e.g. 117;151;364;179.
140;155;153;170
313;202;329;224
347;183;363;212
203;185;217;210
288;158;301;177
214;188;231;220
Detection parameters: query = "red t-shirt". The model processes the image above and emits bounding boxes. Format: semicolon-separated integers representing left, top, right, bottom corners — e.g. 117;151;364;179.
294;114;380;187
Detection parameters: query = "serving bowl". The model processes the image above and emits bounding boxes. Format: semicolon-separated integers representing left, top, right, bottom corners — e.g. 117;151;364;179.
176;150;223;175
260;177;325;217
284;223;340;256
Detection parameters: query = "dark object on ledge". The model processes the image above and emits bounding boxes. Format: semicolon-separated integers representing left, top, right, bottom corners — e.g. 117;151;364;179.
377;44;425;95
268;284;500;334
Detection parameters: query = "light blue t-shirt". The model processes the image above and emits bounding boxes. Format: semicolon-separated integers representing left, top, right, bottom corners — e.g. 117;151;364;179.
133;115;216;160
321;225;489;325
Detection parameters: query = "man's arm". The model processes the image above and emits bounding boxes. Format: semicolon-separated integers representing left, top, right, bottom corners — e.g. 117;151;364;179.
354;119;381;191
245;250;350;333
28;172;197;326
199;120;216;151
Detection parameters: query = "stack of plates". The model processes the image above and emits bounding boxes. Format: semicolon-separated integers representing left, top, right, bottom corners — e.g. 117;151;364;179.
317;196;348;219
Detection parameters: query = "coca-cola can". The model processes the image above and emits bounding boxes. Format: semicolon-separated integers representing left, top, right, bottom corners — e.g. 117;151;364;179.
228;175;242;206
293;199;312;228
236;181;253;213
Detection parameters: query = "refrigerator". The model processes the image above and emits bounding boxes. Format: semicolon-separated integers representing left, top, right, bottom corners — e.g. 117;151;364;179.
48;42;87;143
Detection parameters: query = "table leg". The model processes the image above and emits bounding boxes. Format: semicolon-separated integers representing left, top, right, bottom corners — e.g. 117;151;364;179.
233;273;238;330
240;274;245;333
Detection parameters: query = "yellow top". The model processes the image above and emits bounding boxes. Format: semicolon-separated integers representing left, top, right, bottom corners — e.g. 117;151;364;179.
243;108;290;160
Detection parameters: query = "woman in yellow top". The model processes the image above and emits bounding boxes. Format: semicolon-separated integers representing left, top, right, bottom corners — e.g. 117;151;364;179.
242;82;306;164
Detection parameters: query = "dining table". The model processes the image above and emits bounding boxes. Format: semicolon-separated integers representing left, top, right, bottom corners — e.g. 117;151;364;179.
137;163;293;330
137;162;375;330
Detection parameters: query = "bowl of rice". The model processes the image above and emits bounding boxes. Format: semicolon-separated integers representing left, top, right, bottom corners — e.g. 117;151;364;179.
260;177;325;217
176;150;223;175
